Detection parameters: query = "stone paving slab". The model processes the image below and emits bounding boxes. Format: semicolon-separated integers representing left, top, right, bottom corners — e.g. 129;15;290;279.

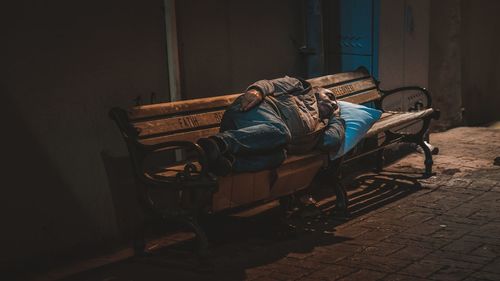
32;126;500;281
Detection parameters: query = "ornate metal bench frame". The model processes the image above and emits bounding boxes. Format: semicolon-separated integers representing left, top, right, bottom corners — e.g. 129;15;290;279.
109;68;440;258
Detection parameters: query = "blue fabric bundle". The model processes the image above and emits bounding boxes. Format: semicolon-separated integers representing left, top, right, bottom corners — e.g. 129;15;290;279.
331;101;382;160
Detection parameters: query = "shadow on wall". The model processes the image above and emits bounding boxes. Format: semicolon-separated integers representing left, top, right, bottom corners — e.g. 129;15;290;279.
2;0;171;276
322;0;342;75
1;92;95;276
100;151;143;243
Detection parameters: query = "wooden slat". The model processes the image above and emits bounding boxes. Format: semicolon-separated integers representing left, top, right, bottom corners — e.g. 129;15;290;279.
308;69;370;88
339;89;381;104
134;110;225;137
282;150;323;165
366;108;434;137
129;93;240;120
136;88;380;145
139;127;220;146
212;175;233;212
326;78;377;99
129;69;371;121
270;155;325;198
230;173;255;207
253;170;271;201
380;112;396;119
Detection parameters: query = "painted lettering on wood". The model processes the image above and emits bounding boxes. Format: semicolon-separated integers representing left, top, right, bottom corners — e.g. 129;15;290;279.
328;78;376;98
330;84;355;97
134;110;225;136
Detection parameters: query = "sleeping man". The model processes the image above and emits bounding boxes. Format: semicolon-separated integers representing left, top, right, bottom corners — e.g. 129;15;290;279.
197;76;346;176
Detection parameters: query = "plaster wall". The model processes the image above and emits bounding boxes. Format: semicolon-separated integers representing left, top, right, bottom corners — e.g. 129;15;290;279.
378;0;429;114
429;0;463;130
461;0;500;125
378;0;429;90
429;0;500;128
2;0;169;266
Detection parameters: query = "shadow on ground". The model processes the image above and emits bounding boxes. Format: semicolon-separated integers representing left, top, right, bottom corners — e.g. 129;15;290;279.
59;168;425;281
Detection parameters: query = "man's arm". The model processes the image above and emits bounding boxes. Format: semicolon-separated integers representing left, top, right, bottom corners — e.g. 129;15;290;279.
240;76;305;111
247;76;305;97
317;115;345;153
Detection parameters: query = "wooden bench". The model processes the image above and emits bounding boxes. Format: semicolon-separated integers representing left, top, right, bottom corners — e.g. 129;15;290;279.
109;68;440;257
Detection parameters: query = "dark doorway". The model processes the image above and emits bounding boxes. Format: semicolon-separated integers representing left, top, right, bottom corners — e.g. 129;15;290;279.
175;0;306;99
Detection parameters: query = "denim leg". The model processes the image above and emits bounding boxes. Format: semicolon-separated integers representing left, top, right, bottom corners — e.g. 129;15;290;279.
216;98;291;172
232;149;287;172
218;99;291;155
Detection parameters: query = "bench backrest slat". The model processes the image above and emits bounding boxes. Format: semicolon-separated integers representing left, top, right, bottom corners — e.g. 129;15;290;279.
325;77;378;99
120;69;380;147
340;89;381;104
308;70;370;88
139;127;221;146
133;110;225;138
128;94;240;121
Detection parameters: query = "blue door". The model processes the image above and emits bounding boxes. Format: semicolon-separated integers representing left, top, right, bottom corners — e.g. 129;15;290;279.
339;0;379;78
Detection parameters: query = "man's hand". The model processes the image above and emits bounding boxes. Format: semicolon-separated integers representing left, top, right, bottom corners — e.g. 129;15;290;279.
240;89;263;111
332;102;341;118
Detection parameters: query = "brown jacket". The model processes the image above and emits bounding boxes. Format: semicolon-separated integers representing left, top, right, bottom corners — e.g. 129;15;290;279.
247;76;339;153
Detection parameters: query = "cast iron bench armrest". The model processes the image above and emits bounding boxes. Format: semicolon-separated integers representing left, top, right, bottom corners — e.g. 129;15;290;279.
379;86;432;108
140;140;206;162
141;168;215;189
137;140;209;187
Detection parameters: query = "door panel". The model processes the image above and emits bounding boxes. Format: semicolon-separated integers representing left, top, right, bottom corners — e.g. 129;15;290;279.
339;0;373;55
323;0;378;75
341;55;372;74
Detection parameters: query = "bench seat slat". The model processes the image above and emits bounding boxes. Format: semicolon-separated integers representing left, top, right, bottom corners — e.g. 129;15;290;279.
366;109;434;137
380;112;397;119
151;151;327;212
151;150;326;179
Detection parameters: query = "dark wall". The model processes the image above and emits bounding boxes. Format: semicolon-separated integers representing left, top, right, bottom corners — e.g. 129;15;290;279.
2;0;169;268
429;0;500;128
176;0;306;99
461;0;500;125
322;0;341;74
429;0;462;130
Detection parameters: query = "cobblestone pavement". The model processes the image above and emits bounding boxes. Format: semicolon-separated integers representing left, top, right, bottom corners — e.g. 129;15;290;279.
49;126;500;281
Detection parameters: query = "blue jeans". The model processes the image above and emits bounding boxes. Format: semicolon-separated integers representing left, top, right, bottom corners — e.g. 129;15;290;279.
217;97;291;172
216;97;344;172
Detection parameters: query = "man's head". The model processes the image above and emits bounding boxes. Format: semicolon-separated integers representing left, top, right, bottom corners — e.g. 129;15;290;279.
316;88;339;119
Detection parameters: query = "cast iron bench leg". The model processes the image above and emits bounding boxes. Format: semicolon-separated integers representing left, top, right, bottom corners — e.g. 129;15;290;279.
328;158;350;218
407;115;436;178
418;139;433;177
376;149;385;172
132;214;209;261
334;181;350;218
177;216;210;260
276;195;299;238
133;221;148;257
